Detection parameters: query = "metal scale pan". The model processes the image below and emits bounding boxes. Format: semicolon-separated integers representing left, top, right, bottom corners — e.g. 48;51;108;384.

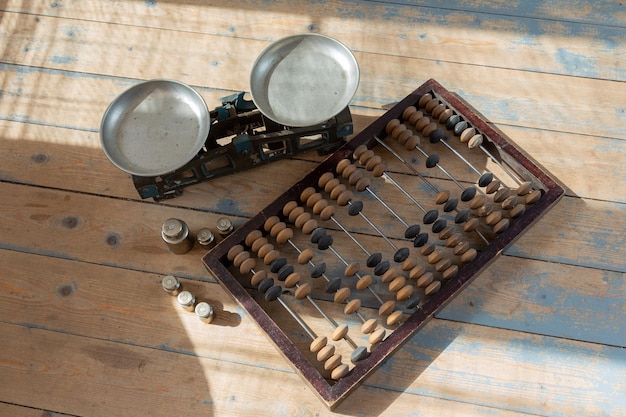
250;33;360;127
100;79;210;177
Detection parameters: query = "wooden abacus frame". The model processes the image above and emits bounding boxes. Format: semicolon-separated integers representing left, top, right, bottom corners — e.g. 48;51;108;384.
202;79;565;409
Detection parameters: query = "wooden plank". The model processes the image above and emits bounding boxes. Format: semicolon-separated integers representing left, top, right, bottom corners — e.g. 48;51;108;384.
0;402;75;417
0;321;549;417
1;14;626;139
2;0;625;81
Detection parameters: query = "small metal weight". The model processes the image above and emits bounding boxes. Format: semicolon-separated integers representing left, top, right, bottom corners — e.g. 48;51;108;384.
195;302;215;323
177;290;195;311
161;275;181;296
197;228;216;249
161;218;194;254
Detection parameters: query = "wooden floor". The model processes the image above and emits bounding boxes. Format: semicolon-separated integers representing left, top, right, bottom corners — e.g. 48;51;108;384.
1;1;625;416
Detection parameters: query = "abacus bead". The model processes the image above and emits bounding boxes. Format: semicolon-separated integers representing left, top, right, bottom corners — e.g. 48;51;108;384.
372;163;387;177
510;204;526;218
227;244;244;262
422;122;438;138
435;258;452;272
463;218;480;232
439;108;454;123
329;183;347;200
336;190;353;206
352;145;369;160
270;257;287;273
331;364;350;380
335;159;351;175
418;93;432;108
405;224;421;239
355;178;369;194
526;189;542;204
408;264;426;280
417;272;434;287
288;206;305;222
334;287;351;303
386;119;401;134
423;209;438;224
379;300;396;316
397;129;413;145
311;228;327;245
361;318;377;334
388;276;406;292
453;121;468;136
258;277;274;293
297;248;314;264
366;252;382;267
408;110;424;126
344;262;360;277
405;135;421;151
239;257;256;274
453;241;470;256
426;154;440;168
391;123;407;139
480;203;496;216
394;247;410;262
325;278;342;293
432;103;447;119
415;117;430;132
485;180;501;194
486;210;503;225
251;237;269;253
285;272;300;288
469;195;487;210
351;346;369;362
347;200;363;215
425;280;442;295
442;265;459;280
312;198;328;215
381;268;399;284
358;150;375;165
402;105;417;120
446;234;461;247
318;171;335;188
344;299;361;314
250;270;267;286
396;284;414;301
478;172;494;187
263;249;280;265
369;328;386;345
319;205;336;221
432;218;447;233
276;227;293;244
302;219;319;235
324;178;341;194
294;283;311;299
443;198;458;212
340;162;356;180
494;187;511;203
502;195;518;210
461;186;477;201
356;275;373;290
468;134;483;149
455;209;471;223
265;285;282;302
435;190;450;204
461;248;478;263
413;233;429;247
310;336;327;353
494;218;510;234
332;325;349;341
233;250;250;268
374;261;390;276
257;243;274;259
324;353;342;371
311;262;326;278
264;215;280;232
317;344;335;362
446;114;460;130
282;200;299;217
420;243;435;256
245;229;263;247
294;211;312;229
425;98;439;113
300;186;317;203
306;192;323;208
365;155;383;171
460;127;475;143
405;295;421;309
438;226;454;240
387;310;404;326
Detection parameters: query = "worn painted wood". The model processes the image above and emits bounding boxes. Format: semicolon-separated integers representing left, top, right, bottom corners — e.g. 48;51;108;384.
0;0;624;415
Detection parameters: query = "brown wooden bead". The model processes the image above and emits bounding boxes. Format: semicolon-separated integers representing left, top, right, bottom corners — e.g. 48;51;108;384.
336;190;353;206
300;186;317;203
460;127;476;143
319;205;336;221
335;159;352;175
435;190;450;204
494;218;510;234
257;242;274;259
245;229;263;247
341;164;358;180
435;258;452;272
323;177;341;194
432;103;447;119
355;177;370;192
329;183;347;200
294;283;311;299
510;203;526;218
269;221;286;238
310;336;327;353
425;98;439;113
282;200;299;217
445;234;461;248
453;241;470;256
275;227;293;244
417;271;434;288
227;244;244;261
318;171;335;189
409;264;426;280
415;116;430;132
438;108;453;123
358;150;375;165
420;243;436;256
526;189;542;204
251;237;269;253
388;276;406;292
348;169;364;186
425;280;442;296
438;226;454;240
365;155;383;171
312;198;329;215
330;364;349;380
405;135;421;151
442;265;459;280
332;325;349;341
501;195;518;210
284;272;300;288
463;217;480;232
516;181;533;196
478;203;494;217
408;110;425;125
387;310;404;326
402;258;418;271
263;249;280;265
418;93;432;108
344;262;360;277
485;180;501;194
324;353;342;370
486;210;502;226
297;248;314;264
378;300;395;316
317;344;335;362
306;192;323;208
334;287;351;304
250;270;267;286
368;328;386;345
264;215;280;232
469;194;487;210
239;257;256;274
396;284;414;301
356;275;373;290
361;319;377;334
391;124;407;140
288;206;305;222
381;268;399;283
301;219;319;235
402;105;418;120
461;248;478;263
352;145;369;160
468;134;483;149
422;122;438;138
344;299;361;314
371;163;387;177
386;119;401;135
396;128;412;145
494;186;511;203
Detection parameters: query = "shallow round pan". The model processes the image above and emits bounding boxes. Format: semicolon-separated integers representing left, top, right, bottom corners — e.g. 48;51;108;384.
100;79;210;177
250;33;359;127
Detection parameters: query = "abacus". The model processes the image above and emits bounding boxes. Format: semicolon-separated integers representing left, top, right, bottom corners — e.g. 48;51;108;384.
202;79;564;409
